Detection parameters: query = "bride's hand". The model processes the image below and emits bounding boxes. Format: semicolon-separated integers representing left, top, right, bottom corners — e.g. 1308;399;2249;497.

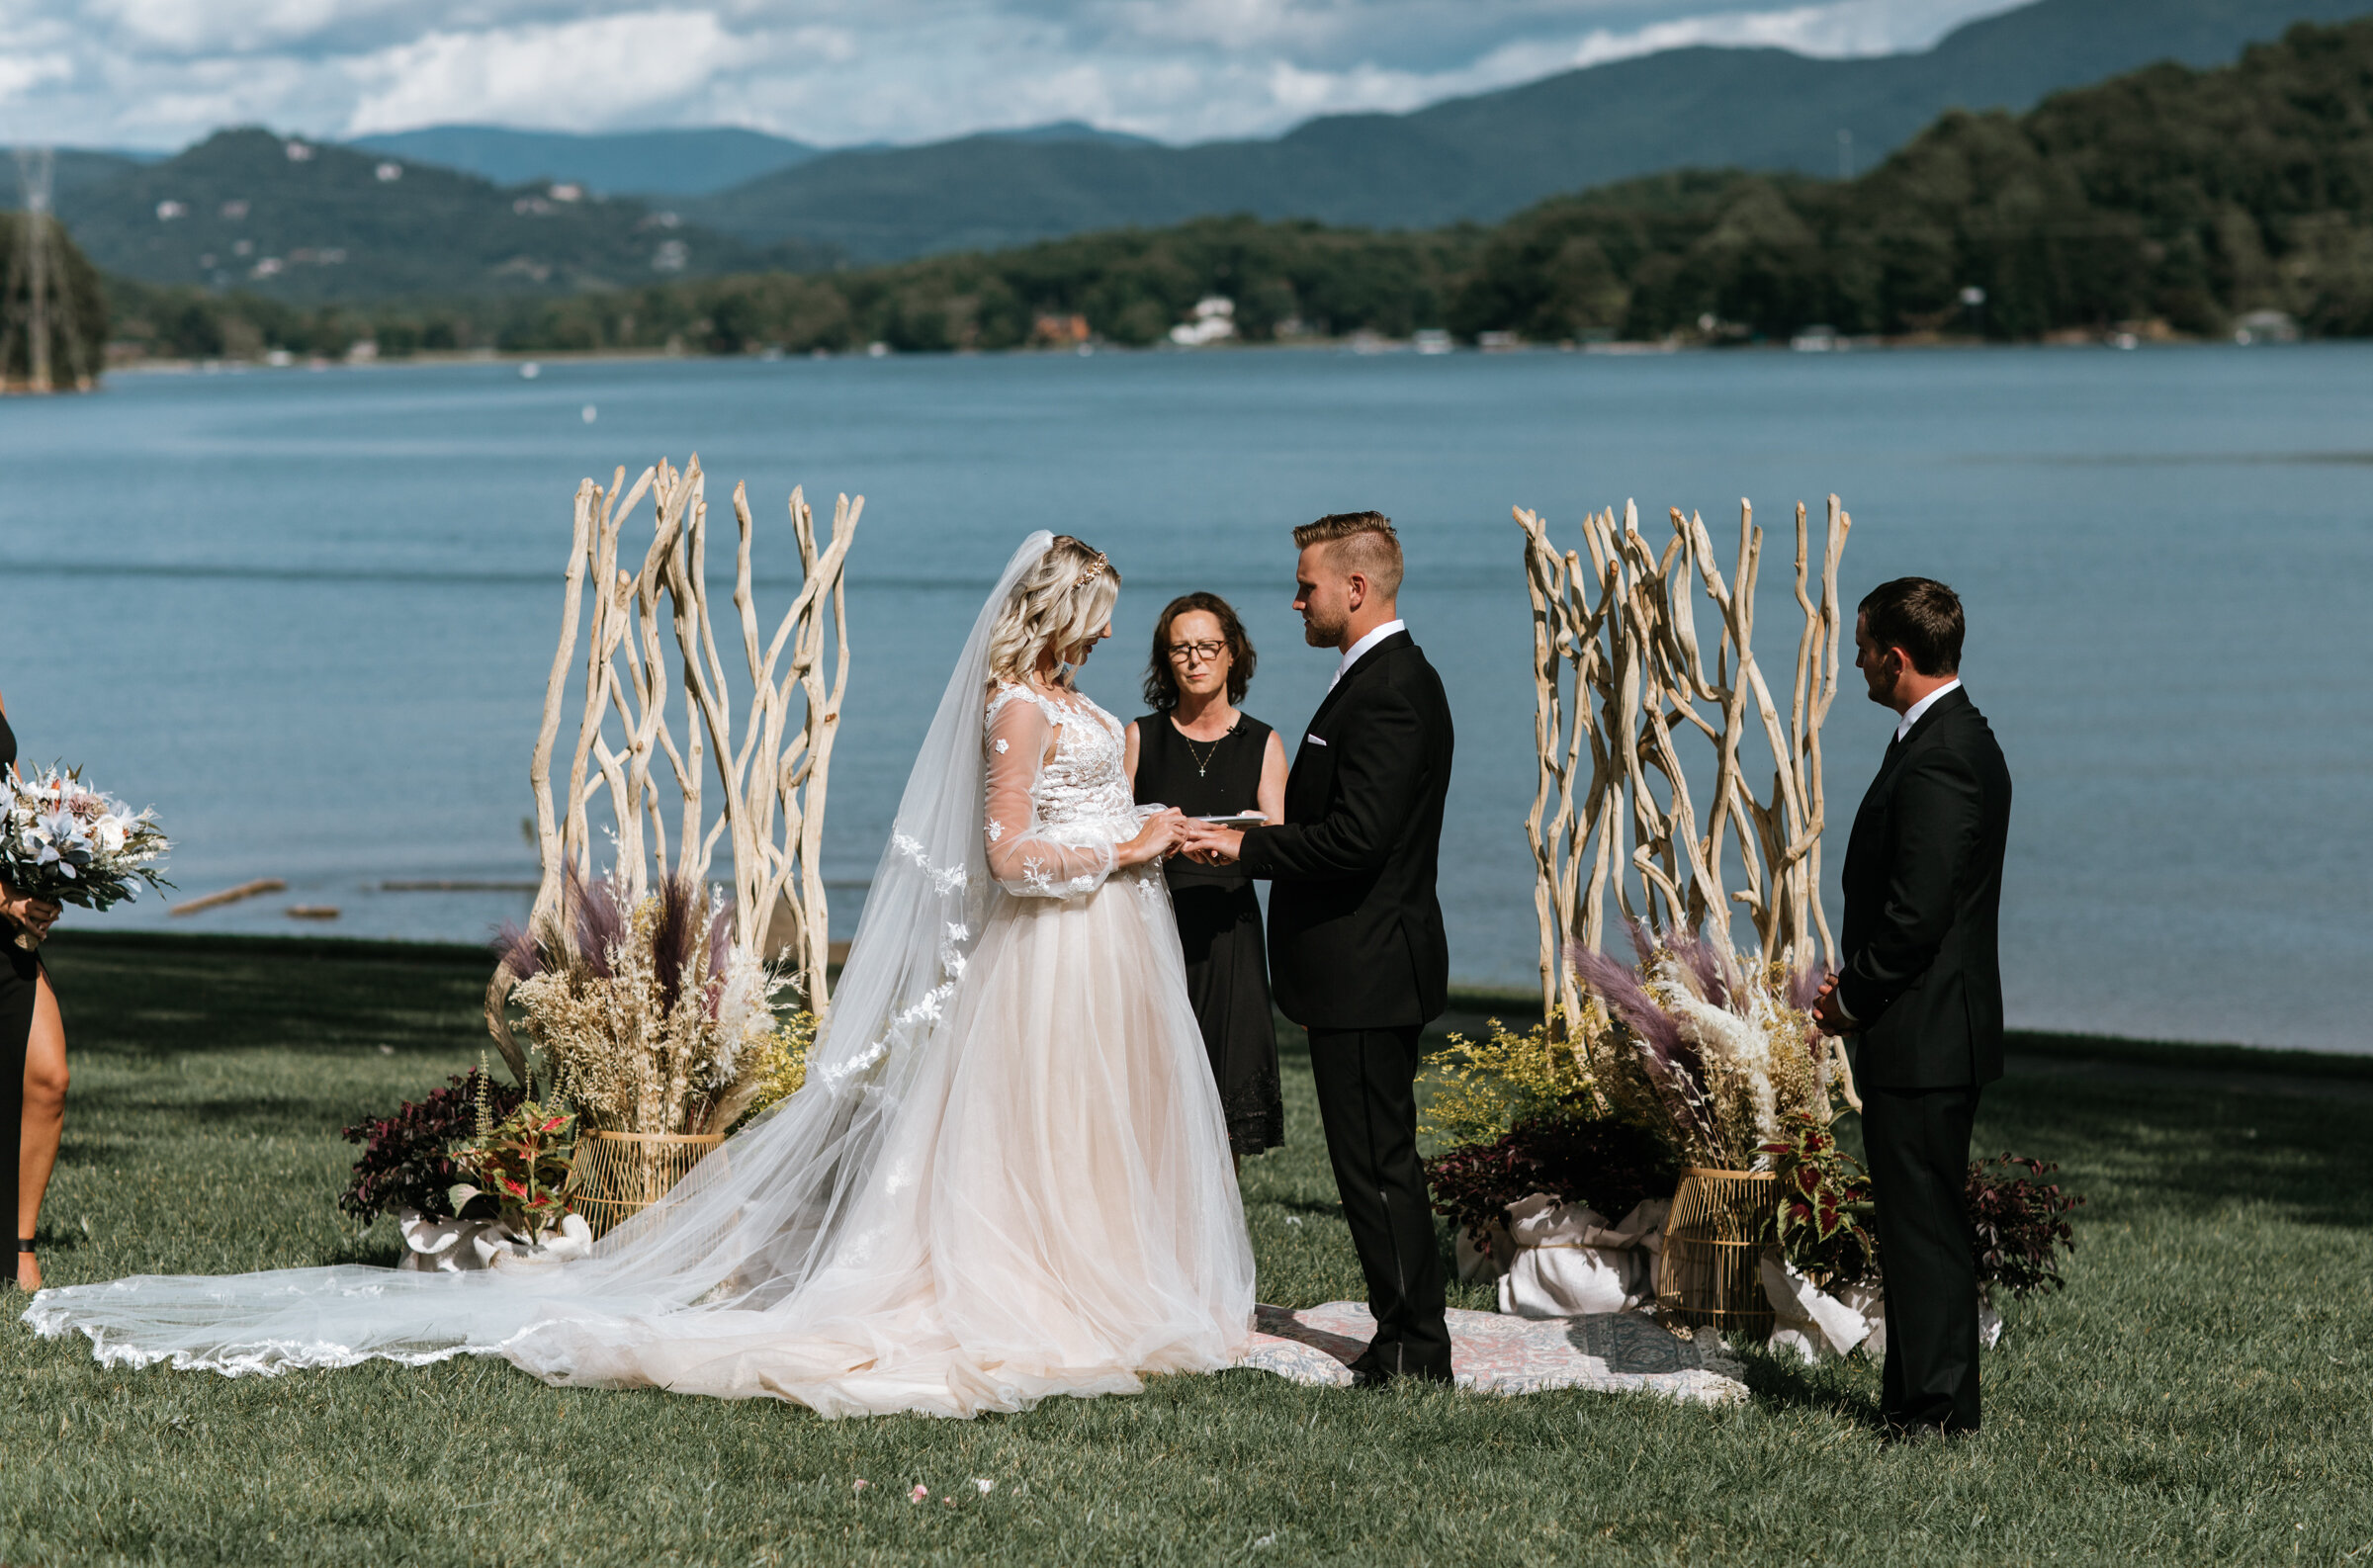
1115;809;1186;868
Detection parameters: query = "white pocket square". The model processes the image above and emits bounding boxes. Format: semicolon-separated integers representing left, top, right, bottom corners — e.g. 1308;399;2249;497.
1304;734;1327;746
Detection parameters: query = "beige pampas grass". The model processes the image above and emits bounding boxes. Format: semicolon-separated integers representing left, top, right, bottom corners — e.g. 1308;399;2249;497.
506;868;804;1137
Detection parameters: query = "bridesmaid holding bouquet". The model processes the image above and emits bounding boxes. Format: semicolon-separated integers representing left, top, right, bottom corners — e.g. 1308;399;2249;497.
0;690;66;1292
1125;594;1288;1163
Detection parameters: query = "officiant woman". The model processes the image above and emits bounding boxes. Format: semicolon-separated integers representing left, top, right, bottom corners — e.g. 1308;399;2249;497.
1126;595;1287;1164
0;689;67;1293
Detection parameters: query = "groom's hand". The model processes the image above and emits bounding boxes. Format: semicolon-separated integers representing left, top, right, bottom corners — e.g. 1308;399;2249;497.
1180;824;1244;865
1810;975;1853;1036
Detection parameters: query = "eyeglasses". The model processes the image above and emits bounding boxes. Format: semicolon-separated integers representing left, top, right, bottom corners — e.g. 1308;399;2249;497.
1166;640;1227;664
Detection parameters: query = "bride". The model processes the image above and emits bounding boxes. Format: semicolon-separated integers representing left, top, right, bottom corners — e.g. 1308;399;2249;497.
27;532;1257;1418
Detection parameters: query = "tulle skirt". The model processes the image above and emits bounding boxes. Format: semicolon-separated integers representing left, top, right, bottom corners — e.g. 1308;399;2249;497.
26;867;1256;1419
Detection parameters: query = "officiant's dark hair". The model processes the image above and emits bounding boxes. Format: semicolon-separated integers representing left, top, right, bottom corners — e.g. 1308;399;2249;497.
1859;576;1964;675
1143;592;1256;710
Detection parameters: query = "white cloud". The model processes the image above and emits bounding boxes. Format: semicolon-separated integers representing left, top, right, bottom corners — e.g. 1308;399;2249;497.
82;0;375;55
345;11;744;133
0;49;73;102
0;0;2026;152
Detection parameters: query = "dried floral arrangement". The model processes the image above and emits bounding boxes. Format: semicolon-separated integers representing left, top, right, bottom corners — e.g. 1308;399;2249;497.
1570;920;1840;1172
496;868;809;1138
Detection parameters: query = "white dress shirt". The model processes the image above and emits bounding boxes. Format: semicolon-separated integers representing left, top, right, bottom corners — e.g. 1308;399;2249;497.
1328;618;1406;692
1893;678;1963;741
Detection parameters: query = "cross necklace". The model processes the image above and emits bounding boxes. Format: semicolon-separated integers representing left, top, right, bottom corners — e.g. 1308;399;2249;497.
1177;716;1238;777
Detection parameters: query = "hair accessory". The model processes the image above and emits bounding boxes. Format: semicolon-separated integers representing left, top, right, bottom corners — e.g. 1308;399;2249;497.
1074;551;1109;588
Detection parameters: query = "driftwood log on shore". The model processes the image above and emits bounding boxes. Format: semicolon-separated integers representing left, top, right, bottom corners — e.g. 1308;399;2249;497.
170;878;287;915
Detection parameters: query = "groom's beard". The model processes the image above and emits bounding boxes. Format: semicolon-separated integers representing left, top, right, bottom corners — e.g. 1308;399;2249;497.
1302;611;1346;648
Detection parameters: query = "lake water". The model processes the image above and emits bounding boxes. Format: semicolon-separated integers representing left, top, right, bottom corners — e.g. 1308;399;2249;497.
3;344;2369;1051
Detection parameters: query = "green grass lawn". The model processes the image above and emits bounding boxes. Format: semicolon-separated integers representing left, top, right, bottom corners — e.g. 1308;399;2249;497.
4;931;2370;1565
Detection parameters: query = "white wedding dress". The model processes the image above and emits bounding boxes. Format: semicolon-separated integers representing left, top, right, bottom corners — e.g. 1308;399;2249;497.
26;534;1256;1418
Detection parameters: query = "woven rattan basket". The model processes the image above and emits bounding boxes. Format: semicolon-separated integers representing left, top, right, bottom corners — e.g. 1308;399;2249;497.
568;1129;725;1239
1655;1167;1780;1332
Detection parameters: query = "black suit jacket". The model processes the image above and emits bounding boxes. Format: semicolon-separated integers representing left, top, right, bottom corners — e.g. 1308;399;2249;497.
1838;686;2013;1089
1238;631;1453;1030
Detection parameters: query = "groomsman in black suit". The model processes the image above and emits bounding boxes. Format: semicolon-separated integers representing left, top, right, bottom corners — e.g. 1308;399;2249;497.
1181;512;1455;1386
1814;576;2012;1439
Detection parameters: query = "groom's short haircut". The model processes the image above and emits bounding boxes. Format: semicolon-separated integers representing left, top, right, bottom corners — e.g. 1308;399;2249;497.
1859;576;1964;675
1294;512;1403;597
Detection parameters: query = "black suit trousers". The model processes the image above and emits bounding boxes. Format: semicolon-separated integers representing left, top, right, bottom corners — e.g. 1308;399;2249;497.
1305;1025;1450;1377
1862;1082;1982;1434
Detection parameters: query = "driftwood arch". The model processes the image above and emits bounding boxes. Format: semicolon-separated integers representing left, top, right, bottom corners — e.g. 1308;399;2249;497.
525;456;858;1013
1518;496;1851;1032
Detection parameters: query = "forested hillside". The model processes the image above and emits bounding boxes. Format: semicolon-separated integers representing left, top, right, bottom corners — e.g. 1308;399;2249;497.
50;129;798;301
1454;17;2373;340
88;19;2373;360
679;0;2373;259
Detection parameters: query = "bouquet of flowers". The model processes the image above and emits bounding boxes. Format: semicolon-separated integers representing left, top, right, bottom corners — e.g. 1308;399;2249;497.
0;764;170;948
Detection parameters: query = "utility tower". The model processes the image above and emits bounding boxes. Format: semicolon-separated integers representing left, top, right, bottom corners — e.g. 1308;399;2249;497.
4;147;91;393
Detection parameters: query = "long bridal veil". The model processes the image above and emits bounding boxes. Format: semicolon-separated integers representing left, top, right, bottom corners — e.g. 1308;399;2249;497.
26;531;1082;1382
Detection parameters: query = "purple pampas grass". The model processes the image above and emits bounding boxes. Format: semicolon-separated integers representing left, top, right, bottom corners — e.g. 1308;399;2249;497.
1623;916;1658;968
1570;939;1721;1153
1789;961;1832;1014
650;873;700;1015
566;864;625;980
1571;944;1679;1060
492;920;542;981
703;896;735;1019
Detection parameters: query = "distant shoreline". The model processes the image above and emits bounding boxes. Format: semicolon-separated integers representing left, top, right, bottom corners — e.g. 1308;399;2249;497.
99;331;2278;381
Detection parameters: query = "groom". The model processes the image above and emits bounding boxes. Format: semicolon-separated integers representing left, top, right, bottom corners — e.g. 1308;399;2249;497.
1814;576;2012;1439
1183;512;1455;1386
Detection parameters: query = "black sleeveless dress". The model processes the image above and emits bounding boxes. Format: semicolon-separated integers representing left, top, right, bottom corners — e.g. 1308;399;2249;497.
1132;713;1283;1156
0;707;39;1243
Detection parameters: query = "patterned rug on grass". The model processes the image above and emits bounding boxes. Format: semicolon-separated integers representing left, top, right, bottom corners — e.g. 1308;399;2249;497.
1239;1302;1749;1406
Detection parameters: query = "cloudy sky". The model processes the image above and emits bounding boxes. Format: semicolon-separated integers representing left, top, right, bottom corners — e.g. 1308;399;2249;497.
3;0;2023;152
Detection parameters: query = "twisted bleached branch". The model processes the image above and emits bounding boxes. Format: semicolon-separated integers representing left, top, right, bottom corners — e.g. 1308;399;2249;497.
1517;495;1852;1110
498;457;859;1078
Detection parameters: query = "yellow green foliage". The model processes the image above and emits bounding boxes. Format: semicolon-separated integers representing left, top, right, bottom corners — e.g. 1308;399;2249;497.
1419;1011;1601;1147
733;1010;818;1131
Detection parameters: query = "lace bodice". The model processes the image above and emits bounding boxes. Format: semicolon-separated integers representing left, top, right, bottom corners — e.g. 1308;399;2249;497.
982;682;1146;898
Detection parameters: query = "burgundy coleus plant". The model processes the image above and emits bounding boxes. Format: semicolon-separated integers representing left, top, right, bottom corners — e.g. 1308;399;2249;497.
340;1070;526;1225
450;1099;578;1242
1966;1154;2083;1298
1761;1109;1879;1285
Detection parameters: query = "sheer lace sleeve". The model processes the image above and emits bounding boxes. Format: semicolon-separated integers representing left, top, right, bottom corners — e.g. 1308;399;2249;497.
983;690;1120;898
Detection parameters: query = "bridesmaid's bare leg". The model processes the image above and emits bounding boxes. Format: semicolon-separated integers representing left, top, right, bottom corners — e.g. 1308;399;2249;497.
17;974;65;1291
